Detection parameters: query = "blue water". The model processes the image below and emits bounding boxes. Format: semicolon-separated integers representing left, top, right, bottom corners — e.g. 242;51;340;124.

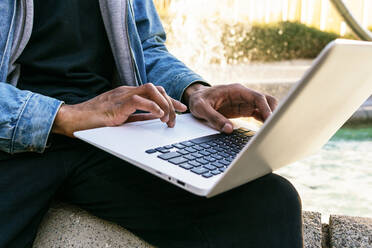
277;128;372;221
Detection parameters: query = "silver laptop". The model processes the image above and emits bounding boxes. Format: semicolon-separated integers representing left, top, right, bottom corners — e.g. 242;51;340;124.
75;39;372;198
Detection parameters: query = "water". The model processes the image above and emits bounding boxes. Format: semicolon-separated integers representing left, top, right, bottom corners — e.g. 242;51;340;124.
277;128;372;221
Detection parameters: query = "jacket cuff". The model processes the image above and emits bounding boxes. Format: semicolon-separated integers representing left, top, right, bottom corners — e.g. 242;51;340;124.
168;72;211;102
11;93;63;153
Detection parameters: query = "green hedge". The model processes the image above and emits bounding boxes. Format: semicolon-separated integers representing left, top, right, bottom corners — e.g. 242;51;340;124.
222;21;340;62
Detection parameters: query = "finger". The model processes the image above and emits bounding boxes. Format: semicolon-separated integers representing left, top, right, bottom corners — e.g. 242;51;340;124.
127;95;164;118
252;109;264;123
137;83;170;123
154;86;176;128
157;86;176;128
265;94;278;112
198;103;234;133
238;90;272;121
126;113;160;123
254;94;272;121
171;98;187;112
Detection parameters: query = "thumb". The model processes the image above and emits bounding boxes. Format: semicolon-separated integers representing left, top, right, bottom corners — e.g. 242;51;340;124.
171;98;188;112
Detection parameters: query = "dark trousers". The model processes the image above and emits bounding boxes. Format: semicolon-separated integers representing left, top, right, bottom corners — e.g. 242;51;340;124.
0;135;303;248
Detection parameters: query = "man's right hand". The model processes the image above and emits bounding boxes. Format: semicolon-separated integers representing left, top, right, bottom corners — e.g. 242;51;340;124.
52;83;187;137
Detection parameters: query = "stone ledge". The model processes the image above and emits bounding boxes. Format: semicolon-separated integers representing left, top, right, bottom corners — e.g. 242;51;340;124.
33;204;324;248
303;211;322;248
33;203;372;248
329;215;372;248
33;203;154;248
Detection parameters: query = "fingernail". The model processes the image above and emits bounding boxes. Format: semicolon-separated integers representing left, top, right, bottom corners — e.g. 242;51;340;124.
222;123;233;133
162;115;169;123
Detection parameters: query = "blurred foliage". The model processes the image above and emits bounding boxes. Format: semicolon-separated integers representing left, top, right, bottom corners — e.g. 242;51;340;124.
221;21;340;63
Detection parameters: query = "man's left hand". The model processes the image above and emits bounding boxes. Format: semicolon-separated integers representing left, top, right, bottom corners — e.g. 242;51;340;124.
183;83;278;133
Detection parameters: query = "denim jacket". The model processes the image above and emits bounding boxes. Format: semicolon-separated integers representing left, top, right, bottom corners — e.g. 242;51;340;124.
0;0;206;154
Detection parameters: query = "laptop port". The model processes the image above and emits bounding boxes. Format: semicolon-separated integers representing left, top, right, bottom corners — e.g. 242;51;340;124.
176;180;186;187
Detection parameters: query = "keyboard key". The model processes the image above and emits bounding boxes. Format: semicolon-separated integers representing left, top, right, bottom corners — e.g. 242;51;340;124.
211;154;223;160
205;157;216;162
202;172;214;178
191;153;203;159
211;170;221;175
199;150;210;156
188;160;201;167
218;145;228;150
163;145;173;150
225;157;234;162
203;164;217;171
192;145;204;151
220;160;230;166
172;143;186;149
145;149;157;154
180;141;194;147
177;149;189;155
196;158;209;165
237;127;250;133
206;148;217;154
190;133;221;144
214;147;224;152
158;152;182;160
179;163;194;170
209;142;218;146
155;147;170;153
242;132;255;137
183;154;195;160
219;167;226;173
191;167;209;175
232;148;241;153
226;150;236;156
211;162;225;168
219;152;230;158
185;147;197;153
200;143;211;149
169;157;189;165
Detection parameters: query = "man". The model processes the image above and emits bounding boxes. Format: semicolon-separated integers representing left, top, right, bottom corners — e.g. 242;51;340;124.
0;0;303;247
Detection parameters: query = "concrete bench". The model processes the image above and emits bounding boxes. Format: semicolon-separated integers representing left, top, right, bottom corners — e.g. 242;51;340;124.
31;203;372;248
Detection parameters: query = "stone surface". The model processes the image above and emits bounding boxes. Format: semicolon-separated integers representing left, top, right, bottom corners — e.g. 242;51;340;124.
33;203;324;248
303;211;323;248
33;203;154;248
329;215;372;248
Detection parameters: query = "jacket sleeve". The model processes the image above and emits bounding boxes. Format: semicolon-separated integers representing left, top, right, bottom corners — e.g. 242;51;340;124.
0;82;63;154
132;0;210;102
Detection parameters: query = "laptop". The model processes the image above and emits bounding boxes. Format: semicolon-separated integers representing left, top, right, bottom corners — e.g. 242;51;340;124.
74;39;372;198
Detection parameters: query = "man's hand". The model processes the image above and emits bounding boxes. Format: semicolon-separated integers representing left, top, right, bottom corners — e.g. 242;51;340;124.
184;83;278;133
52;83;187;137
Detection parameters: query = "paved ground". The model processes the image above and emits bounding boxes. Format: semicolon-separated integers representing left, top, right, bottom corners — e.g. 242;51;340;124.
195;59;312;85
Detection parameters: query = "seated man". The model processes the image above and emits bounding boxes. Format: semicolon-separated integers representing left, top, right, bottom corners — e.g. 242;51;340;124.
0;0;303;247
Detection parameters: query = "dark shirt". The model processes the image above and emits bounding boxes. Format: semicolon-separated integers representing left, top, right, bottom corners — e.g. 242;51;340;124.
17;0;116;104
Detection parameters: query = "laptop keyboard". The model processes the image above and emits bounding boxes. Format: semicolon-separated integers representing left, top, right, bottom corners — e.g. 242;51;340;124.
145;128;255;178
